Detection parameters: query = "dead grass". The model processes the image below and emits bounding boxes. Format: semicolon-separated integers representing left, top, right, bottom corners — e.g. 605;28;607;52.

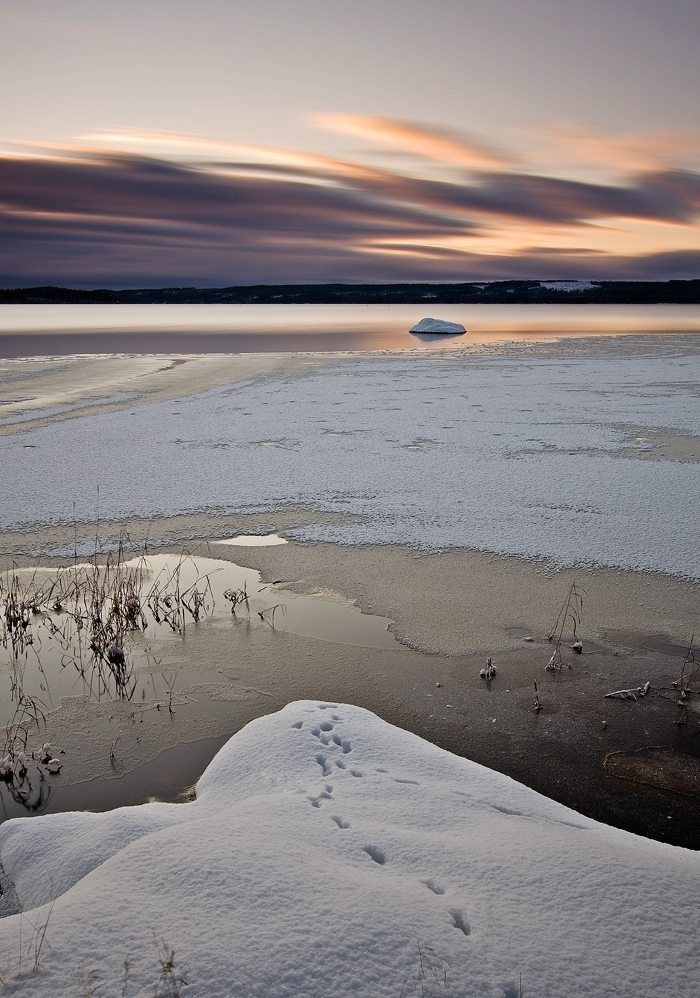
400;933;449;997
222;582;250;615
546;582;584;671
0;693;54;809
1;539;218;695
2;930;186;996
257;603;286;628
153;938;188;998
0;538;220;797
0;899;55;986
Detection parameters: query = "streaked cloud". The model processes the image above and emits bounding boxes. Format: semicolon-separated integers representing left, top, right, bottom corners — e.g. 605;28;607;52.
542;123;700;175
1;117;699;287
313;114;513;170
81;129;383;180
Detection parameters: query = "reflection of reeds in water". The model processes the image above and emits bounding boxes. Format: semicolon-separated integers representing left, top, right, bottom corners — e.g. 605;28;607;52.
146;552;215;634
1;542;216;705
0;542;218;803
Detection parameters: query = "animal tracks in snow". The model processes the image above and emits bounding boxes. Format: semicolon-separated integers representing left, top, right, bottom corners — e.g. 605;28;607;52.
310;721;353;753
422;883;471;939
450;909;471;936
315;754;333;777
332;734;352;753
308;790;333;808
362;845;386;865
296;705;471;937
423;879;445;896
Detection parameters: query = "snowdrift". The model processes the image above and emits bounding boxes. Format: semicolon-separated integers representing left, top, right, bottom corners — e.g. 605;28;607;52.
1;701;698;997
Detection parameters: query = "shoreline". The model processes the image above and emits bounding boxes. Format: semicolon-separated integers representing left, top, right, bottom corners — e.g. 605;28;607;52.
2;530;699;848
2;335;700;848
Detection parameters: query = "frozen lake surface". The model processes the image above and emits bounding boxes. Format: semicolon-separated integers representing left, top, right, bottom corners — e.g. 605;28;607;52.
3;348;700;578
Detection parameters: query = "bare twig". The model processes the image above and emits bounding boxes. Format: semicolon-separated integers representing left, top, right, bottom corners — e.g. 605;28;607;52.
547;582;585;670
605;682;651;701
533;679;542;713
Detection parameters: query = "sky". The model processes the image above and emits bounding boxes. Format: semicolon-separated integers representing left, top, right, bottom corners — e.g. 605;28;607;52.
1;0;699;288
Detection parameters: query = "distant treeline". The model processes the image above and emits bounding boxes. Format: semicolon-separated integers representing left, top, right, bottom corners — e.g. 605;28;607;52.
1;280;700;305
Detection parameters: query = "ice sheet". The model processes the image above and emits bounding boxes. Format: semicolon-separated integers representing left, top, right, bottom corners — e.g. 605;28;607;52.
3;352;700;577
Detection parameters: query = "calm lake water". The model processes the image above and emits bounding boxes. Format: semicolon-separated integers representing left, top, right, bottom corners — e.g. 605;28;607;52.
1;303;699;355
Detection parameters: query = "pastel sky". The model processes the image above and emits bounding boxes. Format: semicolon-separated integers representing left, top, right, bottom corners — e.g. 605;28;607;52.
1;0;699;287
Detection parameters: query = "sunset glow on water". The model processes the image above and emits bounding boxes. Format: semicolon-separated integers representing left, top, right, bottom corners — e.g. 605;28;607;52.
1;303;698;355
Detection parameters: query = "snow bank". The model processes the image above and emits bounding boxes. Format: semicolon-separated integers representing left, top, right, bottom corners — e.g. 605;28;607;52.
1;702;698;996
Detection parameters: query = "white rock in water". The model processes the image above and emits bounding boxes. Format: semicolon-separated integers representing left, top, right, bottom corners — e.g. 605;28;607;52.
409;317;466;334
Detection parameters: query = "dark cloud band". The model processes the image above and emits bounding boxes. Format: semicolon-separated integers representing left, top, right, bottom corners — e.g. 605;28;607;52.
1;148;698;285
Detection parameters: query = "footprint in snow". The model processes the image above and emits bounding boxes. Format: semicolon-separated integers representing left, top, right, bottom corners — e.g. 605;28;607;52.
315;754;333;776
362;845;386;865
423;879;445;896
450;909;470;936
331;815;350;829
311;722;342;746
308;790;333;808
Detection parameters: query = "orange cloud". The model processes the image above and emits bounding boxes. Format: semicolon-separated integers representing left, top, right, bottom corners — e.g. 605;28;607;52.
541;123;700;175
314;114;513;170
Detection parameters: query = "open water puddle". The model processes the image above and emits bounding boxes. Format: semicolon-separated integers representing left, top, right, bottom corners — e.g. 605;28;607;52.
0;552;397;730
0;553;400;819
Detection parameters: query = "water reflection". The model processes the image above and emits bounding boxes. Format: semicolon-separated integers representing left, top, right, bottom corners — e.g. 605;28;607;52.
1;303;698;357
1;551;398;811
409;332;466;343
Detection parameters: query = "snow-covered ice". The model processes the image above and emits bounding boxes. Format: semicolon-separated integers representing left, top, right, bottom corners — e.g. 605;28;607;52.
409;318;466;333
4;351;700;578
0;702;697;996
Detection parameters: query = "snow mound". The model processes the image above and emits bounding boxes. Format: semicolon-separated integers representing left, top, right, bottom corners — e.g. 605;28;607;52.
1;702;698;997
409;317;466;333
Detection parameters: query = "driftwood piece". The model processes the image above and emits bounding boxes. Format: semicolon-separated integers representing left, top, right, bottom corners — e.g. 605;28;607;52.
604;681;651;701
